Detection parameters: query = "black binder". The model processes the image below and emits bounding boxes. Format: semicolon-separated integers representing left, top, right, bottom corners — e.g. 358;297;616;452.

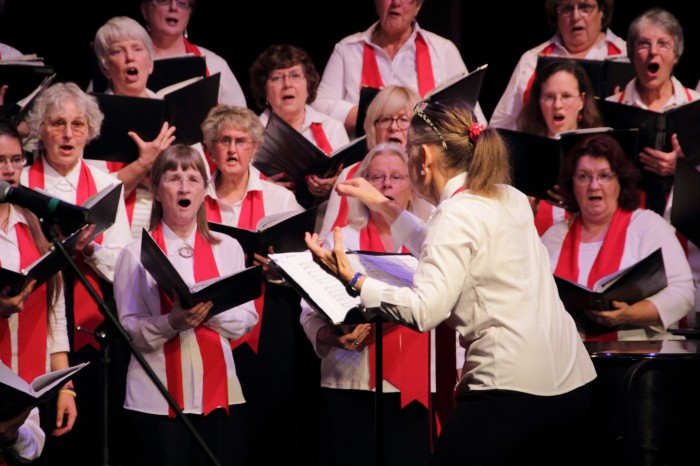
499;127;639;200
140;230;263;316
253;112;369;208
208;204;318;266
147;55;207;93
670;158;700;246
0;63;55;106
554;248;667;314
536;55;635;99
85;73;220;162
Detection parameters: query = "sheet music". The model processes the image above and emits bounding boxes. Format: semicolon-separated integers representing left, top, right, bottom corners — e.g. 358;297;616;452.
269;250;417;324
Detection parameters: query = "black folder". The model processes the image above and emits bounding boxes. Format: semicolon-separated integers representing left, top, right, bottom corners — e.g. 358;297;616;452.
208;205;318;266
0;227;83;296
554;248;667;314
599;99;700;166
670;158;700;246
0;72;55;125
355;64;488;136
0;361;89;422
140;230;263;316
148;55;207;93
499;127;639;200
0;63;55;106
85;73;220;162
536;55;635;99
253;112;369;208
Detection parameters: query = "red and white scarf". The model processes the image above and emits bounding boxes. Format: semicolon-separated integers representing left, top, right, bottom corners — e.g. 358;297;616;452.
205;181;266;353
28;158;104;351
361;32;436;98
553;208;632;340
0;222;49;383
151;223;230;417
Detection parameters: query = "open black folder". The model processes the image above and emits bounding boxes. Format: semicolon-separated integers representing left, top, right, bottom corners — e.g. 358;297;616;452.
0;72;56;126
253;112;369;208
139;230;263;316
599;99;700;166
553;248;667;315
0;226;83;296
148;55;208;94
0;360;89;422
85;73;220;163
208;205;318;267
0;63;55;107
670;158;700;246
499;127;638;200
536;55;635;99
356;64;488;135
268;250;417;326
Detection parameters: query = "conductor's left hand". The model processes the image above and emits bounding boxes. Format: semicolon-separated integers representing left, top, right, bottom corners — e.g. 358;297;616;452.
305;228;355;283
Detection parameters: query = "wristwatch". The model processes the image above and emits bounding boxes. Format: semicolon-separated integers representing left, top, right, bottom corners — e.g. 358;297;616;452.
346;272;364;297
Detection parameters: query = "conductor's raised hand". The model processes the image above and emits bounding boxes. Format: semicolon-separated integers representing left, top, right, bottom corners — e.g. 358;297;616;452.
167;292;212;331
336;177;389;212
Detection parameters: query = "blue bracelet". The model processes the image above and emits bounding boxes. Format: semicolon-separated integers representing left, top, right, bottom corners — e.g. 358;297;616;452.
348;272;364;288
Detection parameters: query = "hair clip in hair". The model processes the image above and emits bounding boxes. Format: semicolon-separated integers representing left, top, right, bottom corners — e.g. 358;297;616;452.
469;123;485;143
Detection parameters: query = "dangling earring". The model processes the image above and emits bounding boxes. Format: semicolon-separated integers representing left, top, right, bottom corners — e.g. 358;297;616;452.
577;110;583;122
184;29;188;39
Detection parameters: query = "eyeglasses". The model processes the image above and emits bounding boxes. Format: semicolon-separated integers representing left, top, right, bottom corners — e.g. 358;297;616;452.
268;70;306;86
540;93;582;107
162;175;204;186
375;115;411;129
366;173;409;186
634;39;675;54
0;155;25;168
214;136;255;151
153;0;192;8
46;119;88;135
573;172;617;185
556;2;598;17
413;101;447;150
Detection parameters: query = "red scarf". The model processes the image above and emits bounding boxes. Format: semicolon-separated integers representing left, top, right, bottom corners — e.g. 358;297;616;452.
553;208;633;340
360;219;430;409
28;158;104;351
205;182;266;353
0;223;49;383
360;32;436;98
104;161;137;227
523;41;623;106
534;201;570;237
330;163;362;232
151;223;229;417
310;122;333;155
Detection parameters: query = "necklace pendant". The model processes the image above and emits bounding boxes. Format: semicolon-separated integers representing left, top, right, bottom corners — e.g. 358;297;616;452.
178;245;194;258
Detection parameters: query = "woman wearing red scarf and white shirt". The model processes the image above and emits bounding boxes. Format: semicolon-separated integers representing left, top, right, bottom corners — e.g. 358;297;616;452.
114;145;257;466
606;8;699;214
250;44;349;200
314;0;486;136
140;0;246;107
541;134;694;341
0;121;76;441
300;142;435;466
491;0;625;131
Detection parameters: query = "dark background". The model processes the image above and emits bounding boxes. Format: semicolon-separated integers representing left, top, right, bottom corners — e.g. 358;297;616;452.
1;0;697;120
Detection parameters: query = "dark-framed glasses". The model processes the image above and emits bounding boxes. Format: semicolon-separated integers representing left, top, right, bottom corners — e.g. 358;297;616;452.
413;101;447;150
153;0;192;8
375;115;411;129
573;172;616;185
556;2;598;17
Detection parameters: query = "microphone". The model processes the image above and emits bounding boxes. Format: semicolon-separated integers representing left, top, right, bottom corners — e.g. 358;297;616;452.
0;180;88;234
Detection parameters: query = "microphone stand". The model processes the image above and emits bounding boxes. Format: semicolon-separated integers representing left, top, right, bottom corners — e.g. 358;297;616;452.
49;232;222;466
